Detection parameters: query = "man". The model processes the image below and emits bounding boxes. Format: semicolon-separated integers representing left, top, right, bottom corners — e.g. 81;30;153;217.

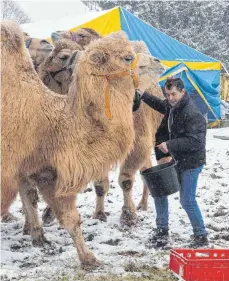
138;77;208;248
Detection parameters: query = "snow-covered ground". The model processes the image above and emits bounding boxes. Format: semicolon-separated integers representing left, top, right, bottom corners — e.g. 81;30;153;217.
1;128;229;281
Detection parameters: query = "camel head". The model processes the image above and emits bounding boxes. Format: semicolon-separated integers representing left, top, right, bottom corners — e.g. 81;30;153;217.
51;28;101;48
131;41;165;91
78;31;138;78
44;39;82;74
23;33;53;70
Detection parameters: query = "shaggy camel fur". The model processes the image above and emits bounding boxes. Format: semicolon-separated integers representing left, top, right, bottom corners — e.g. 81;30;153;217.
51;27;101;48
1;21;154;267
23;33;53;71
38;39;82;95
1;33;53;223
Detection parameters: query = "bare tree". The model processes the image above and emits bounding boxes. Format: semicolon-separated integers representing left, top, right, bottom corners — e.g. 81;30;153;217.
1;0;31;24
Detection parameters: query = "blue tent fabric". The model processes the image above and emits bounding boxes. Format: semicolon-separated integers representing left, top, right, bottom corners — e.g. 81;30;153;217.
120;8;218;62
119;7;221;122
159;64;221;123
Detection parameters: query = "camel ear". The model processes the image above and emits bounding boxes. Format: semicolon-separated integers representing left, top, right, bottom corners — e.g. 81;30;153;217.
88;49;110;66
67;50;82;71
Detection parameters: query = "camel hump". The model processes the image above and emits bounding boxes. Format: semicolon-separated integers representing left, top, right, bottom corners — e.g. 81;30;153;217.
1;20;24;51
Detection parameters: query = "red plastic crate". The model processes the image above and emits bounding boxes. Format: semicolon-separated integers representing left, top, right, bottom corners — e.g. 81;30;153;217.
169;249;229;281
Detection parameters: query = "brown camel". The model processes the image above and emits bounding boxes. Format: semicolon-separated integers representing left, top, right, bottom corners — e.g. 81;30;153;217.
23;33;53;71
51;27;101;48
38;39;82;95
42;41;166;226
1;21;154;268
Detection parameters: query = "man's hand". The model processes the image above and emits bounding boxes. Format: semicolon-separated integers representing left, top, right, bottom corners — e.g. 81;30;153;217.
156;142;169;154
135;89;143;96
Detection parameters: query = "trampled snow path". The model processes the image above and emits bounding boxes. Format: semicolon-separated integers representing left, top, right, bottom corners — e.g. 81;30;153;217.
1;128;229;281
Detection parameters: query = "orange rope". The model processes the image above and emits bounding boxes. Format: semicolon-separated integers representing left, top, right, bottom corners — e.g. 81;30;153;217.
131;53;139;89
105;78;112;120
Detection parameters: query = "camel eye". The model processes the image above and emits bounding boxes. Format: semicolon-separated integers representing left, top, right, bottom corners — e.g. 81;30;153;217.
124;55;134;63
79;34;86;38
59;55;69;60
154;58;160;62
41;40;50;45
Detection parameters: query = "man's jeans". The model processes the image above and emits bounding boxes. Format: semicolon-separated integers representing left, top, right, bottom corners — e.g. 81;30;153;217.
153;165;208;236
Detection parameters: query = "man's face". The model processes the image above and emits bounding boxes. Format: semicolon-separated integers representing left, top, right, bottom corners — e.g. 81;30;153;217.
164;86;185;107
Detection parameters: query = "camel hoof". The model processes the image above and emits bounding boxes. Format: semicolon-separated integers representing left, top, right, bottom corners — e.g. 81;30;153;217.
81;256;103;270
136;202;148;211
32;234;50;247
92;211;107;222
42;206;55;225
120;208;139;227
1;212;18;222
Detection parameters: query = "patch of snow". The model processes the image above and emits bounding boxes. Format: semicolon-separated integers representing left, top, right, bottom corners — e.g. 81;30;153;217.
1;128;229;280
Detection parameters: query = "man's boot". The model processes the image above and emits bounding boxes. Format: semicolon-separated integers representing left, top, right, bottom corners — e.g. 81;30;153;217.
149;228;169;247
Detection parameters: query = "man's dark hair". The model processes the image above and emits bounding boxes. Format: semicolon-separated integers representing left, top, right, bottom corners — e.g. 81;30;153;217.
164;77;184;92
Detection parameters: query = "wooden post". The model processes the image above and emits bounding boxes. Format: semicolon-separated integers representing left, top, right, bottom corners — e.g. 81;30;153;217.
221;74;229;101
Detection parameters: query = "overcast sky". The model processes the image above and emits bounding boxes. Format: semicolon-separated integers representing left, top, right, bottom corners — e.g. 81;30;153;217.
15;0;90;22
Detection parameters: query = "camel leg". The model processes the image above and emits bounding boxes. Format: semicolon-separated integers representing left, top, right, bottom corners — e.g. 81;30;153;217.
43;176;110;224
137;156;172;211
1;211;18;222
19;177;48;246
42;205;56;225
40;188;101;269
1;180;19;222
137;157;152;211
137;183;149;211
29;166;101;268
92;177;109;222
118;166;138;227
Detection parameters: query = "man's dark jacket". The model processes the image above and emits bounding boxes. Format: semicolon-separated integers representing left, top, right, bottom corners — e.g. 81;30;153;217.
141;91;206;171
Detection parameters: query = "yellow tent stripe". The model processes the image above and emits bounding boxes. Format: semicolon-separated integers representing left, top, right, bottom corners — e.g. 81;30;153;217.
70;7;121;37
161;60;222;71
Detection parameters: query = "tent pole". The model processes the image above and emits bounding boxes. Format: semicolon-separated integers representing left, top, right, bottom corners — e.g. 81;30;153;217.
222;63;229;74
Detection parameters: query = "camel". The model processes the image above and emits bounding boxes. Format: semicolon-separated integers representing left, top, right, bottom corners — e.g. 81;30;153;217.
1;21;155;268
38;39;82;95
23;32;53;71
51;27;101;48
41;40;166;226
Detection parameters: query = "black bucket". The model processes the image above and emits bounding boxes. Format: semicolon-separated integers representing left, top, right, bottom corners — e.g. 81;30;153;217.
140;161;181;198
